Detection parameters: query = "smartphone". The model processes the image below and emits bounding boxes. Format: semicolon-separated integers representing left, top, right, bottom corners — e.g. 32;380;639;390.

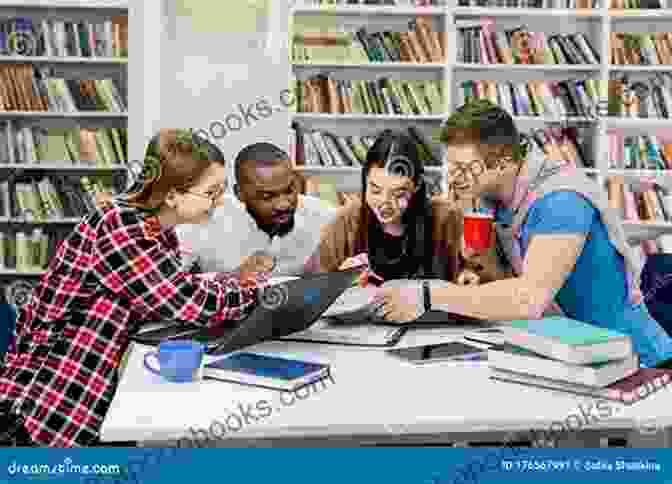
387;341;487;365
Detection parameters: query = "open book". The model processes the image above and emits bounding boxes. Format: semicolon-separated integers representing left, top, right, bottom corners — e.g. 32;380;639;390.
322;279;482;325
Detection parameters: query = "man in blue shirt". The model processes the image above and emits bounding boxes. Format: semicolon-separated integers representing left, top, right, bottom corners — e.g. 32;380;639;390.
373;99;672;368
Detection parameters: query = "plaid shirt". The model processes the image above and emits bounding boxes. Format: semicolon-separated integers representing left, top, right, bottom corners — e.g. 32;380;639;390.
0;201;268;446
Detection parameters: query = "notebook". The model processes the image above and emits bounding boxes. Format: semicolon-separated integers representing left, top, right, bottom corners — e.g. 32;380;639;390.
506;317;633;364
322;279;484;326
488;343;639;388
203;352;330;392
490;367;672;405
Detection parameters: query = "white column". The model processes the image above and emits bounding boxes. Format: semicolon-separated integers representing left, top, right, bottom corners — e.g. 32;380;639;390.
159;0;292;180
128;0;166;162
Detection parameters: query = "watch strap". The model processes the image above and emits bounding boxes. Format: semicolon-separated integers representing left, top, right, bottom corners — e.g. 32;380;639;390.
422;281;431;311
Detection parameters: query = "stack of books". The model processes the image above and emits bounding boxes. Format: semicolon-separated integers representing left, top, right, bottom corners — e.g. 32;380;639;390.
458;0;597;7
606;176;672;254
489;317;672;405
0;65;126;113
290;123;440;167
293;75;443;115
0;175;113;220
456;21;599;65
0;229;52;271
0;124;127;165
292;18;445;63
456;79;601;122
0;16;127;58
609;74;672;119
301;1;447;6
610;33;672;65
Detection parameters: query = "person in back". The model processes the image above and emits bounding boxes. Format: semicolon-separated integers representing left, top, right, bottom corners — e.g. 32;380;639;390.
0;129;271;446
318;129;492;285
177;142;337;276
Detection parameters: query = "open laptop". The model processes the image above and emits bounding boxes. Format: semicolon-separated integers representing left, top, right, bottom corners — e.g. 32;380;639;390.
130;269;363;355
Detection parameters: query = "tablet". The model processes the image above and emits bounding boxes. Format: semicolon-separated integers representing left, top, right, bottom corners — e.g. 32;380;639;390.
386;341;487;365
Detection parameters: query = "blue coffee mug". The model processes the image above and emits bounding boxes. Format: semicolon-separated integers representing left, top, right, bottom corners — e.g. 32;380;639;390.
143;340;205;383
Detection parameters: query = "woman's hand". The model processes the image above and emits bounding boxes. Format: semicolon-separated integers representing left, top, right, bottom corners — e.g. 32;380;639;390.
339;253;369;271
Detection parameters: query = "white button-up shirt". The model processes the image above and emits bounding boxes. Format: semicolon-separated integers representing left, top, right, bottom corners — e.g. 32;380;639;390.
177;194;337;276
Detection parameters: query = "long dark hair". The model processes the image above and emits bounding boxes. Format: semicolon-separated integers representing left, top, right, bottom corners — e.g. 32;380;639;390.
355;130;434;280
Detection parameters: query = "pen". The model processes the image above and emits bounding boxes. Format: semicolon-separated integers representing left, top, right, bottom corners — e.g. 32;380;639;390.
464;336;497;347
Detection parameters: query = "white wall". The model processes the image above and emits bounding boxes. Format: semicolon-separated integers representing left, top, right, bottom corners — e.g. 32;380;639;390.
153;0;292;179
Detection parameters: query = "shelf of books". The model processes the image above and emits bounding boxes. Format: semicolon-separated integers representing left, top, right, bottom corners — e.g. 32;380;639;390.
0;1;128;306
289;0;672;257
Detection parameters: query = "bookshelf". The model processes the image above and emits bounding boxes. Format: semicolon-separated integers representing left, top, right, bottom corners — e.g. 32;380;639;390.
0;0;128;302
289;1;672;246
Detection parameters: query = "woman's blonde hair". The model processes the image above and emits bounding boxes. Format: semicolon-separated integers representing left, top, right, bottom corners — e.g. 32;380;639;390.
98;128;225;211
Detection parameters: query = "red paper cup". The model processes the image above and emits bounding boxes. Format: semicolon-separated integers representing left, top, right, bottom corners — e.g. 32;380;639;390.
463;213;494;252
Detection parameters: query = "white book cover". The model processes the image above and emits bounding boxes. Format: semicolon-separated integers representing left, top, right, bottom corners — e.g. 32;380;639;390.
489;344;639;388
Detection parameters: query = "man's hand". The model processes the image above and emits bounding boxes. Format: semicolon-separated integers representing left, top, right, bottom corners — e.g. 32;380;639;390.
239;253;275;274
372;281;426;323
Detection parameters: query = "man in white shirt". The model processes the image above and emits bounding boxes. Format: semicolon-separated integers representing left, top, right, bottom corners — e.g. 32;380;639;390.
177;142;337;275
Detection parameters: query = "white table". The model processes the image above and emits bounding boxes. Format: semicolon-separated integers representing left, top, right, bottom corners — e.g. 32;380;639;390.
101;325;672;448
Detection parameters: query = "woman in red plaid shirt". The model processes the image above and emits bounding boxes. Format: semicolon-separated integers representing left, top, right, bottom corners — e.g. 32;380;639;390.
0;129;270;447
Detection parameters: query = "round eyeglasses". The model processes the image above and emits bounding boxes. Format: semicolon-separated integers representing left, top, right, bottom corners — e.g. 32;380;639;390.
445;159;487;178
184;182;227;207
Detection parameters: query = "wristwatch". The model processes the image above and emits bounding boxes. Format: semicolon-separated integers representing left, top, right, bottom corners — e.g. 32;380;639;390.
422;281;432;312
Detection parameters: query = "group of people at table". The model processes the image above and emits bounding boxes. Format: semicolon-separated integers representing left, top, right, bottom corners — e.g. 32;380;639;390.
1;99;671;447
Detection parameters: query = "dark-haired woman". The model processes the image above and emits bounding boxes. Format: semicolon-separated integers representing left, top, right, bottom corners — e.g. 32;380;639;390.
0;129;271;446
374;99;672;368
318;130;491;285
